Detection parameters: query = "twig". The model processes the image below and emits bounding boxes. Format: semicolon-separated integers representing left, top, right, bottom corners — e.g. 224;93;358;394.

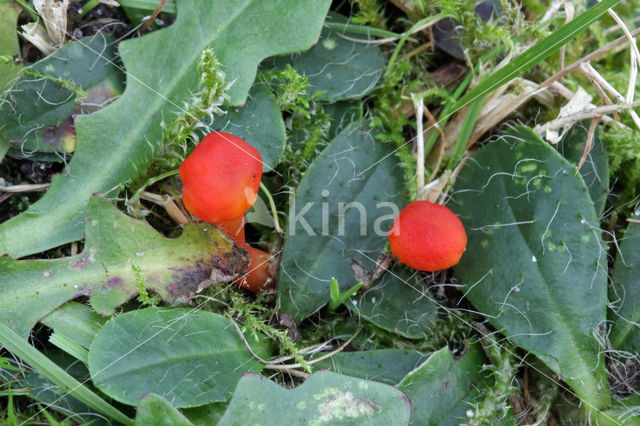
229;316;273;364
268;343;333;364
139;191;189;225
263;329;361;371
576;117;600;173
338;17;443;45
423;105;447;181
411;95;425;193
605;7;640;71
579;62;640;129
538;27;640;91
140;0;169;33
0;193;13;204
536;101;640;134
0;183;50;192
578;68;621;121
398;41;433;63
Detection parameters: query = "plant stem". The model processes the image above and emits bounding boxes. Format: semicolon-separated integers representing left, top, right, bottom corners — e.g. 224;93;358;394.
260;181;282;234
133;168;179;201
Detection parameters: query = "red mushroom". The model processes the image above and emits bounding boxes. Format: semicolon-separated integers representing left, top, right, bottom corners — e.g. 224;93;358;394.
179;131;275;292
179;131;262;224
388;201;467;271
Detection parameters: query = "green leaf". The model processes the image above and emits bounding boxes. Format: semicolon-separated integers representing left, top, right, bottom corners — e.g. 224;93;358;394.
218;371;410;425
278;123;405;321
609;222;640;352
0;196;247;338
182;402;229;426
269;14;385;101
0;36;124;160
353;267;439;339
41;301;106;349
0;2;21;93
451;126;609;409
556;121;609;217
0;0;331;259
209;83;286;171
397;345;490;425
136;394;194;426
324;100;363;139
312;349;431;385
88;307;271;408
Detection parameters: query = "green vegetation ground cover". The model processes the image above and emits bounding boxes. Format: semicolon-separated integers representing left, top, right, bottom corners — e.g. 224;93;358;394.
2;0;640;424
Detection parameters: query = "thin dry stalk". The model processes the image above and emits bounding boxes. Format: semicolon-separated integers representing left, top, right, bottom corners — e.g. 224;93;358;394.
412;95;425;191
0;183;50;192
576;117;600;173
140;191;189;225
264;329;361;371
579;62;640;129
140;0;169;33
536;101;640;134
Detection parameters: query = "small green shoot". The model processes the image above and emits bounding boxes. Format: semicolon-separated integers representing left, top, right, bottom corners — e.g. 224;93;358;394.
328;277;363;311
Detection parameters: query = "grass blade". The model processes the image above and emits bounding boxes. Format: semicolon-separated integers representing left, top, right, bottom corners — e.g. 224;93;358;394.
444;0;622;121
0;322;133;425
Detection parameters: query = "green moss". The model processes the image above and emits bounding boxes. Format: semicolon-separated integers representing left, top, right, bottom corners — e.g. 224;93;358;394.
350;0;387;29
602;124;640;214
155;49;231;170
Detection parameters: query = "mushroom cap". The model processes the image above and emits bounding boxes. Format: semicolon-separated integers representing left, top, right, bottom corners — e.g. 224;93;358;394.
388;201;467;271
180;132;263;223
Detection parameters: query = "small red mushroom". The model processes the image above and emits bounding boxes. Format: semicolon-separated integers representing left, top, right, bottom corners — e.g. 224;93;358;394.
179;131;262;224
179;131;275;292
388;201;467;272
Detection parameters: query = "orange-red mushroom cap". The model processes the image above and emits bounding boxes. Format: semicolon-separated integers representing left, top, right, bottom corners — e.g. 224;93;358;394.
179;132;263;223
388;201;467;272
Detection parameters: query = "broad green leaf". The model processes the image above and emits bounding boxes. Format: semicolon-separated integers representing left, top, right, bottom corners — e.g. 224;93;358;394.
609;222;640;352
312;349;431;385
397;345;490;425
136;394;193;426
269;15;385;101
451;126;609;409
0;2;20;92
0;196;247;338
278;124;405;321
353;267;439;339
0;1;24;160
0;0;331;259
0;2;19;83
0;36;124;159
207;83;286;171
325;101;363;139
41;301;106;349
218;371;410;425
182;402;229;426
88;307;271;407
556;121;608;216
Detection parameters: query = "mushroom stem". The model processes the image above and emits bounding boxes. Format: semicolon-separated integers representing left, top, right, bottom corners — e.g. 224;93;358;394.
215;216;276;293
